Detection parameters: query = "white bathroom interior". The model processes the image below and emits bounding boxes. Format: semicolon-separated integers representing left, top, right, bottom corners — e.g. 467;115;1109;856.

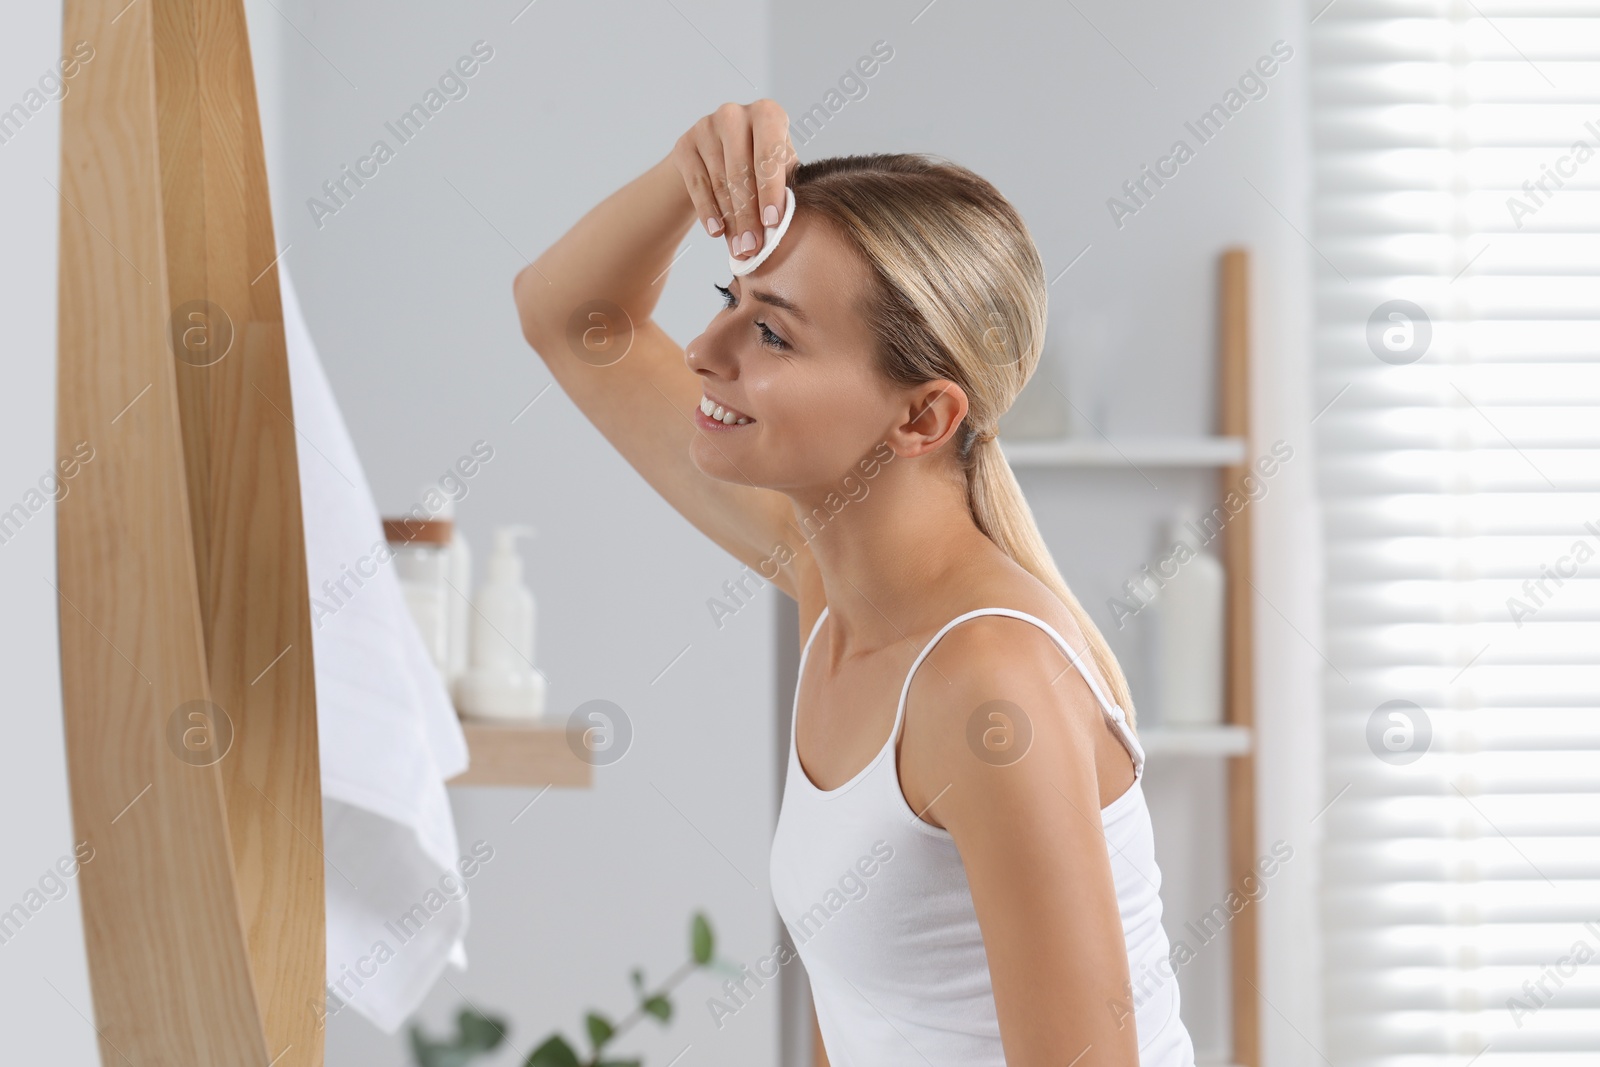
8;0;1345;1064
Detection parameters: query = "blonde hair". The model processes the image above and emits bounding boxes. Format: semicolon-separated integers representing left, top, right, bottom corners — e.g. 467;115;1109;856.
791;153;1138;731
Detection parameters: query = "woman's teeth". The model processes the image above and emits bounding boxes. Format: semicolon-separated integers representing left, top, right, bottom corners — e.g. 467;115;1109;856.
700;395;752;425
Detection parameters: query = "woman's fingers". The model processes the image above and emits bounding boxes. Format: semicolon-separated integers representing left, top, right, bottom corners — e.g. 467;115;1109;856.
694;119;741;242
673;131;726;239
715;103;762;259
750;100;794;235
675;100;793;258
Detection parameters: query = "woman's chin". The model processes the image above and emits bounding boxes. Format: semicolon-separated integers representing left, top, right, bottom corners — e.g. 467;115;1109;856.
690;434;760;484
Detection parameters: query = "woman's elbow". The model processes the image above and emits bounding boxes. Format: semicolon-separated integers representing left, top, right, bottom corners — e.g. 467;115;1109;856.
512;263;556;350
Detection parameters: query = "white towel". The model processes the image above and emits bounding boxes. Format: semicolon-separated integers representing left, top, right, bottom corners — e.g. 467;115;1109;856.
279;263;473;1034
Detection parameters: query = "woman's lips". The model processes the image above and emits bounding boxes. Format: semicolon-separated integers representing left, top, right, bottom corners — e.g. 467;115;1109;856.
698;393;755;427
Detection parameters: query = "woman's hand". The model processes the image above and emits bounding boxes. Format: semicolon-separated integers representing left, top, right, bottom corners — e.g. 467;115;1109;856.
669;99;796;263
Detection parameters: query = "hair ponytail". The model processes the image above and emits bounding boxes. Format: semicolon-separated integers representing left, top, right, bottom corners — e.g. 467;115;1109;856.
793;152;1139;732
967;439;1138;730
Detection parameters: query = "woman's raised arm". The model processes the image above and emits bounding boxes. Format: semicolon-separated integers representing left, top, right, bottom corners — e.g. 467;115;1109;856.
512;103;806;599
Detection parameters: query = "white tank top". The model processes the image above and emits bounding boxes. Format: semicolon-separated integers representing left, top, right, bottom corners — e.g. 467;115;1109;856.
770;606;1197;1067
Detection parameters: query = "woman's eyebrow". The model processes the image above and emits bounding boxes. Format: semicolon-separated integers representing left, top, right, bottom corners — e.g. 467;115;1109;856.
749;288;808;324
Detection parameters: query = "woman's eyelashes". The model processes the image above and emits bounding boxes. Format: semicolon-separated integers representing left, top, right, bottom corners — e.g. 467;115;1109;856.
712;281;789;351
754;320;789;351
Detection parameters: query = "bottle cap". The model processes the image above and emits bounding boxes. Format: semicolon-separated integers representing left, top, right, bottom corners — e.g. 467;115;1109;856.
383;517;453;545
486;525;536;583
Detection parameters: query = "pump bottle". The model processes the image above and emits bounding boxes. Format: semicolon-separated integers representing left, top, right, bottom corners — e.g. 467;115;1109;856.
452;525;547;722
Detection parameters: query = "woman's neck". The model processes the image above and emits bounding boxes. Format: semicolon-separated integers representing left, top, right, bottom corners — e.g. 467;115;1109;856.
789;462;1001;662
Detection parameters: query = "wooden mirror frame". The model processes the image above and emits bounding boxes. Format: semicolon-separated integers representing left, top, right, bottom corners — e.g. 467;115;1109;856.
56;0;324;1063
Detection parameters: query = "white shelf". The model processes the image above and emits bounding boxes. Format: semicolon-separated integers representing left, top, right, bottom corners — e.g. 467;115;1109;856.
998;435;1247;468
1137;724;1252;756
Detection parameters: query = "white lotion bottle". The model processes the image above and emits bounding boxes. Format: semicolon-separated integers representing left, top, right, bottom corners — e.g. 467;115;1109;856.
452;525;547;722
389;485;453;674
1153;509;1227;727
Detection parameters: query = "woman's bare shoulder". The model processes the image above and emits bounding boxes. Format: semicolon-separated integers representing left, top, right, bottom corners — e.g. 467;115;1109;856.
910;565;1114;733
949;562;1085;649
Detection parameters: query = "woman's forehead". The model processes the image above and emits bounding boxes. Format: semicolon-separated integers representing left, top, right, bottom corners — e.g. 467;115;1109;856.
745;209;874;332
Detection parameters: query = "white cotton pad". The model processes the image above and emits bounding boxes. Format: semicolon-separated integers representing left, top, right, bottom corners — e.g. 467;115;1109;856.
728;186;797;277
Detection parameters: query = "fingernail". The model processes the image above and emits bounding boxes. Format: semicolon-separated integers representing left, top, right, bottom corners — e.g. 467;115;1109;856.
762;204;778;226
741;230;758;253
706;216;723;236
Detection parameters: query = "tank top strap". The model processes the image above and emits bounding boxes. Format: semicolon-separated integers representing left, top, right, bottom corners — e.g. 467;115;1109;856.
790;604;832;752
888;607;1144;781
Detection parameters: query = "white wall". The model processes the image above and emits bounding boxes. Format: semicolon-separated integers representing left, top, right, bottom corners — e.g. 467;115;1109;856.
2;1;1322;1064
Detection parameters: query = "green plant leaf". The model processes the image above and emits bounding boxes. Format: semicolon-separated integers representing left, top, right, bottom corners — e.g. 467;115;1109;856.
526;1034;581;1067
458;1008;508;1051
642;995;672;1023
629;967;645;991
408;1026;435;1067
585;1011;615;1050
411;1011;509;1067
691;912;713;965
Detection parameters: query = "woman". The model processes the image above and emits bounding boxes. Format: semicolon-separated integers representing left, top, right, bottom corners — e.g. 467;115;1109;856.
513;99;1196;1067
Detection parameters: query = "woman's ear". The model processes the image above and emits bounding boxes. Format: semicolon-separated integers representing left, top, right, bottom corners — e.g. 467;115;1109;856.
891;380;969;458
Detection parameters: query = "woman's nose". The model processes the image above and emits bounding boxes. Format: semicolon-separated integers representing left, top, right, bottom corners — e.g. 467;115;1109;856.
685;322;739;376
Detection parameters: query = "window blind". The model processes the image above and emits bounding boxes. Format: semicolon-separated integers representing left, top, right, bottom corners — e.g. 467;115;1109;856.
1313;2;1600;1065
